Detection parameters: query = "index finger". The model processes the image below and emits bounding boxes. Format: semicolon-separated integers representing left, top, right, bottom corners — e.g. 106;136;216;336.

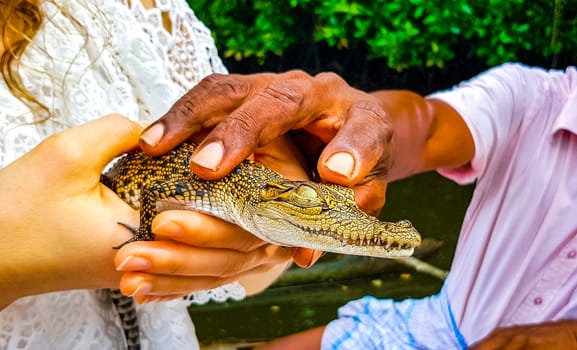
139;72;277;156
151;210;268;252
186;72;318;180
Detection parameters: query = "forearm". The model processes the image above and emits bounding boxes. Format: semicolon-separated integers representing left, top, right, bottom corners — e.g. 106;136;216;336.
370;90;474;181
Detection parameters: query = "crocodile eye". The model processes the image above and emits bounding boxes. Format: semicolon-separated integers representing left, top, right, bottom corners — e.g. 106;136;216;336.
396;220;413;227
295;185;318;199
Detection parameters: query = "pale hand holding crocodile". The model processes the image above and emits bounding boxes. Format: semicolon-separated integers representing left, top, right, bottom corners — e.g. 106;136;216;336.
103;142;421;259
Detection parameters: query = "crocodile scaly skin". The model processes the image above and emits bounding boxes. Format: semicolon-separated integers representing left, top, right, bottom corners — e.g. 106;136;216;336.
101;142;421;349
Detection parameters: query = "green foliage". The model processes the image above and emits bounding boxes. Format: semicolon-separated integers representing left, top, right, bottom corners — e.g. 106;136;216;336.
188;0;577;70
189;0;296;63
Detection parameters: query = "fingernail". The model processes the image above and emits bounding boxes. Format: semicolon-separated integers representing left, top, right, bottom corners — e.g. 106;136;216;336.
191;142;223;171
325;152;355;178
116;255;151;271
129;279;153;297
140;123;164;147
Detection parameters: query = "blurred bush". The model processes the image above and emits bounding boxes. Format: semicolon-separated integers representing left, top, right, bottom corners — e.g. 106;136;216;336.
188;0;576;71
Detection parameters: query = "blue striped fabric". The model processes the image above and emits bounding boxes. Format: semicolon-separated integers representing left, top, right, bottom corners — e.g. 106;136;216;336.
321;284;467;349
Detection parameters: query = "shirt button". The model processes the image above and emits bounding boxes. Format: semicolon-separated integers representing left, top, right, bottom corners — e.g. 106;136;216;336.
534;297;543;305
567;250;577;259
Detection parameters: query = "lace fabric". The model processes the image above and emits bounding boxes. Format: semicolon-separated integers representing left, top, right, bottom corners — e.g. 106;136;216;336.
185;281;247;305
0;0;246;349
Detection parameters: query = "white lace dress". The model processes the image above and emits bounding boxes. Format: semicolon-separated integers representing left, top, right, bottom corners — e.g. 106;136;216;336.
0;0;245;348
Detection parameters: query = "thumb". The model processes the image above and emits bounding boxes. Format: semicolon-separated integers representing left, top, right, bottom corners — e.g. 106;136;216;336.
316;116;386;188
62;114;144;171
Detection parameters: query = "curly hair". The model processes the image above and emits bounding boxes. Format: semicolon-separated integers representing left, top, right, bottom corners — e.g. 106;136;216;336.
0;0;46;112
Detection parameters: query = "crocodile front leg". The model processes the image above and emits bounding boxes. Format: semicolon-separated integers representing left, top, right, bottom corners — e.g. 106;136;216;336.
115;178;196;247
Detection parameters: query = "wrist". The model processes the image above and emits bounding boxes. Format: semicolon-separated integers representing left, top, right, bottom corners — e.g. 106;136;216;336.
370;90;434;181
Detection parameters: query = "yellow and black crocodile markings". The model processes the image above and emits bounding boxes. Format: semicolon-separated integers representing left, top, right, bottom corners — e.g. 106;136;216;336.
103;142;421;252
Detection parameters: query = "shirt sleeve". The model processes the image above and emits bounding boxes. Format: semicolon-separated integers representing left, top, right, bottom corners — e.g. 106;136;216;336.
427;63;549;185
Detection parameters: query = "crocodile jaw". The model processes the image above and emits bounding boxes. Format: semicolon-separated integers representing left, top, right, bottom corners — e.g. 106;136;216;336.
251;213;417;259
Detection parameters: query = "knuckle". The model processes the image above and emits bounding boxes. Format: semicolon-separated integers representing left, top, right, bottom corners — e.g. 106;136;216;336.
313;71;347;87
227;110;260;143
109;114;142;137
258;81;305;114
41;132;84;164
167;74;250;127
174;97;196;123
352;100;393;142
221;257;248;278
283;69;311;80
235;238;264;253
197;73;227;89
199;73;249;98
165;258;187;276
352;99;385;120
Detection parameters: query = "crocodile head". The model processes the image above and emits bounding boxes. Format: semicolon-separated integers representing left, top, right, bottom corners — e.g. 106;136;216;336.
252;181;421;258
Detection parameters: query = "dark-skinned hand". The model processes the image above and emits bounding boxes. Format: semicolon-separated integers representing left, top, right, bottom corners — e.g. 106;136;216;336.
139;71;398;268
469;320;577;350
139;71;393;217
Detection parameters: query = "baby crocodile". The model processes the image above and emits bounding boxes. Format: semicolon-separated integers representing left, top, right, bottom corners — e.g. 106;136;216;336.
103;142;421;258
101;142;421;350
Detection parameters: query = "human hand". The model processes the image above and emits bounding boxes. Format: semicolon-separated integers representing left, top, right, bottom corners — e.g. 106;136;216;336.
115;135;323;303
0;114;141;309
469;320;577;349
139;71;393;216
115;210;294;303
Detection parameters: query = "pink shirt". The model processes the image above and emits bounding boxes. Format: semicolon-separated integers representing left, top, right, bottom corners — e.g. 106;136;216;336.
430;63;577;344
